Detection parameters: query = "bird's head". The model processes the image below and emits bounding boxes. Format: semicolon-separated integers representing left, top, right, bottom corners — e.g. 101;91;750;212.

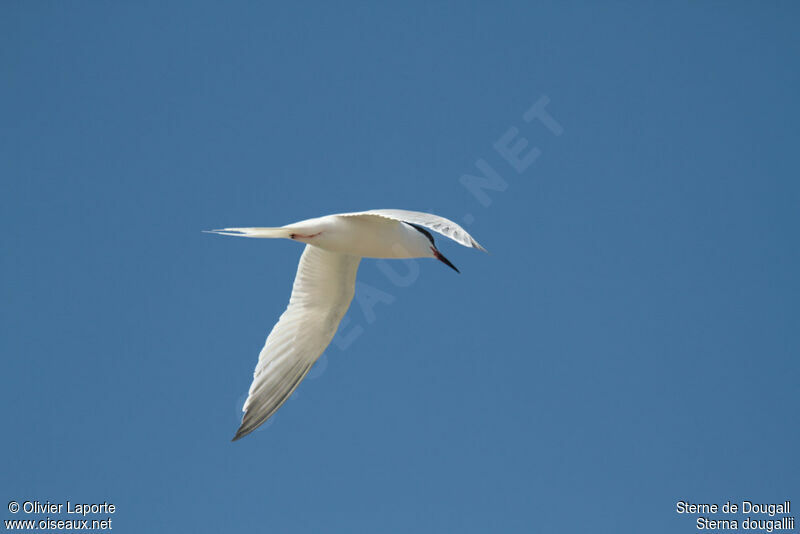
404;222;459;273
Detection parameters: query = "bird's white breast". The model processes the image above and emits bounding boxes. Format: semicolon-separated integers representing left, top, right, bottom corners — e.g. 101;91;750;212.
294;215;431;259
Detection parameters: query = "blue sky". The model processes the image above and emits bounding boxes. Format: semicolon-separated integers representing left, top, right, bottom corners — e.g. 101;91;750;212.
2;2;798;532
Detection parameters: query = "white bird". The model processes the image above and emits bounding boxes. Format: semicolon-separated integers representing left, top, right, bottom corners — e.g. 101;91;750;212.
207;209;486;440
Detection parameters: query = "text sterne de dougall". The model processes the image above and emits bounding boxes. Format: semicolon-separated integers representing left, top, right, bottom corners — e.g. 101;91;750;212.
676;500;794;532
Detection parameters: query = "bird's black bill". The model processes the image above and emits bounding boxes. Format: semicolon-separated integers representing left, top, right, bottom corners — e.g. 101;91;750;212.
432;248;460;273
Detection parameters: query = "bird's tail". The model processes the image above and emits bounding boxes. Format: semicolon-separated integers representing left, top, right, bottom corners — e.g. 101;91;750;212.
203;227;295;238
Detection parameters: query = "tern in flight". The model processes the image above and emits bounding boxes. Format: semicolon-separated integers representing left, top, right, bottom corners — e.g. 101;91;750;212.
207;209;486;440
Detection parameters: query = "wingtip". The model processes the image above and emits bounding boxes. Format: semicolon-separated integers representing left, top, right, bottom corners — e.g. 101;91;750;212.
472;240;488;253
231;427;249;442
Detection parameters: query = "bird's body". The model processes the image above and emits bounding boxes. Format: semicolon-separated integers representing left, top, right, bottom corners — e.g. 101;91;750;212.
207;209;485;440
289;214;432;258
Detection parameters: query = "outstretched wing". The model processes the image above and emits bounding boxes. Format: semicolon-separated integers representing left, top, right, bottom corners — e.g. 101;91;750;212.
233;245;360;441
338;209;487;252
